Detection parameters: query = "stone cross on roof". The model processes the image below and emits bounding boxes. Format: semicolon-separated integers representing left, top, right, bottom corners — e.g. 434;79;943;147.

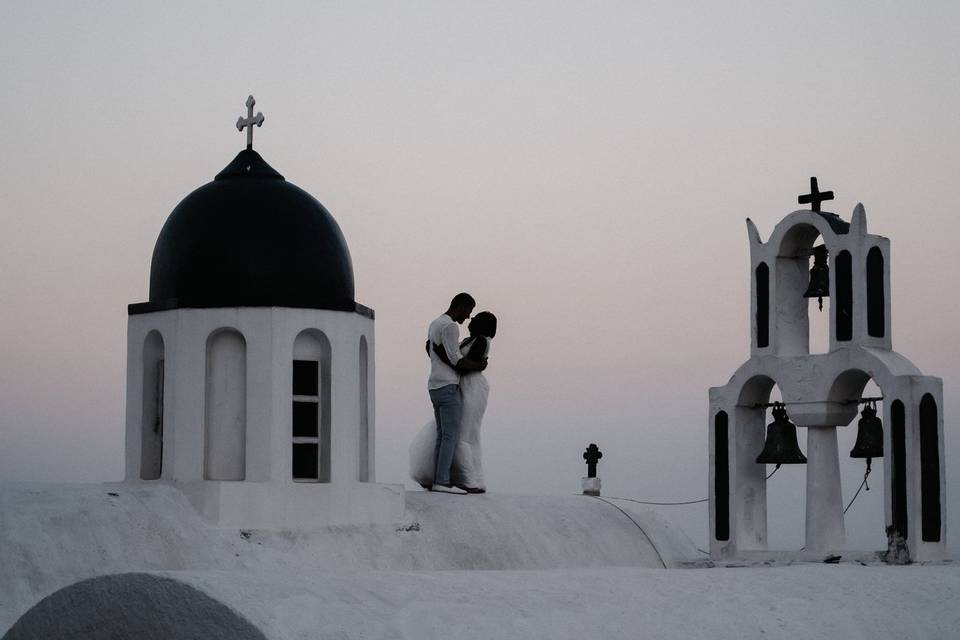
236;95;265;150
798;176;834;212
583;443;603;479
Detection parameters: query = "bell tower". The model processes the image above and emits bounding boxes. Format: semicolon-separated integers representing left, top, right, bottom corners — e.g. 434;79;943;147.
707;179;947;562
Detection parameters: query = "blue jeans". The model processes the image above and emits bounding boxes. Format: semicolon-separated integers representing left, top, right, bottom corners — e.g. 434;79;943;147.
429;384;463;486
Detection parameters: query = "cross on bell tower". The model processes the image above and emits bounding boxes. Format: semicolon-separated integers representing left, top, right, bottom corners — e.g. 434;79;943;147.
798;176;834;212
236;95;265;150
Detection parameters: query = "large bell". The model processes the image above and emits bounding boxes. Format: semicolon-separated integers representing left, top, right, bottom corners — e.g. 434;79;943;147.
850;404;884;460
756;404;807;465
803;245;830;310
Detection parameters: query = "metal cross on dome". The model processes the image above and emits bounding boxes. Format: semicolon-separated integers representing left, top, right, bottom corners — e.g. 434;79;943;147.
798;176;834;212
236;95;265;150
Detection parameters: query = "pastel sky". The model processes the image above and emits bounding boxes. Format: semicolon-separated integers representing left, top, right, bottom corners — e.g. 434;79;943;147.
2;1;959;553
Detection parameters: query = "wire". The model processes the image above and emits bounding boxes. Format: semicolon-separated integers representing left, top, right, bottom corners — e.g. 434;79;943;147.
591;495;668;568
595;464;867;558
603;495;707;506
843;467;871;515
792;469;872;553
600;466;780;507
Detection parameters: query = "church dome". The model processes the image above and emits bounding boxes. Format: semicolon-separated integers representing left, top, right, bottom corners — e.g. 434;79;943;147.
136;149;357;314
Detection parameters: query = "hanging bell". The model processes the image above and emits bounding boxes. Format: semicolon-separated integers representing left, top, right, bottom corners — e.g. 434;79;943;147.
850;404;884;462
756;404;807;465
803;245;830;311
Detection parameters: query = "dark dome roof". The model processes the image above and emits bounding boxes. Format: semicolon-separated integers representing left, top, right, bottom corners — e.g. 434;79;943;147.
130;150;369;317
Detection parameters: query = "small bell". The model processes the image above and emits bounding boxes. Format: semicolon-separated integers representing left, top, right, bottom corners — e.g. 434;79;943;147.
756;404;807;465
850;403;884;471
803;245;830;311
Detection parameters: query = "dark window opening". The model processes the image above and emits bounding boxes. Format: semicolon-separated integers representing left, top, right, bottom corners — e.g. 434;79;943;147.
867;247;885;338
891;400;908;539
920;394;941;542
292;401;319;437
292;357;320;481
293;360;319;396
756;262;769;348
292;330;332;483
714;411;730;541
835;250;853;341
292;443;319;480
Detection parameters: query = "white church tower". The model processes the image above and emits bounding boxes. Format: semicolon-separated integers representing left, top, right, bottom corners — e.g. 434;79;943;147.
123;96;404;528
708;179;947;562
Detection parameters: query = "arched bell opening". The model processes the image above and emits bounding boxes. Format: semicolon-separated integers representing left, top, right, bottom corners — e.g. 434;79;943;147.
806;239;832;355
774;224;832;356
827;369;886;550
761;383;806;550
732;375;774;550
733;376;804;550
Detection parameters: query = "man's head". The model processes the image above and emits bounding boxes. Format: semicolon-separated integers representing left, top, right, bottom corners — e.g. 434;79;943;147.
446;292;476;324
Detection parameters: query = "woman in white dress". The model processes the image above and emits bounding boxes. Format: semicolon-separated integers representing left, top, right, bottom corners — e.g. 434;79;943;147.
410;312;497;493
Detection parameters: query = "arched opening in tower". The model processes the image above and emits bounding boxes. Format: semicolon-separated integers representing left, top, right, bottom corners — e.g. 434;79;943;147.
830;373;887;550
734;375;806;552
759;383;807;550
775;224;833;356
805;238;831;355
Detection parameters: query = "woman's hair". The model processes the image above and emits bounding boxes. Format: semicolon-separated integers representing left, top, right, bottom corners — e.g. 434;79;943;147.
468;311;498;338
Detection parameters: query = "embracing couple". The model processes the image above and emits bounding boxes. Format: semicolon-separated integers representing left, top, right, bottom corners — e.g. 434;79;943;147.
409;293;497;495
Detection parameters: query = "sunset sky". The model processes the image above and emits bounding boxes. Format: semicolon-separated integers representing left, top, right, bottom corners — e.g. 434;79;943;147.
2;1;959;553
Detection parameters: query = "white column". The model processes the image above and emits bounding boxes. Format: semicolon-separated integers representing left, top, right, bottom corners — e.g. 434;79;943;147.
329;329;359;484
123;320;145;481
730;406;768;551
805;426;846;552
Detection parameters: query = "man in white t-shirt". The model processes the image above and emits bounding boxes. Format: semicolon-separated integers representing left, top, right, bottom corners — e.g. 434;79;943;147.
426;292;487;494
